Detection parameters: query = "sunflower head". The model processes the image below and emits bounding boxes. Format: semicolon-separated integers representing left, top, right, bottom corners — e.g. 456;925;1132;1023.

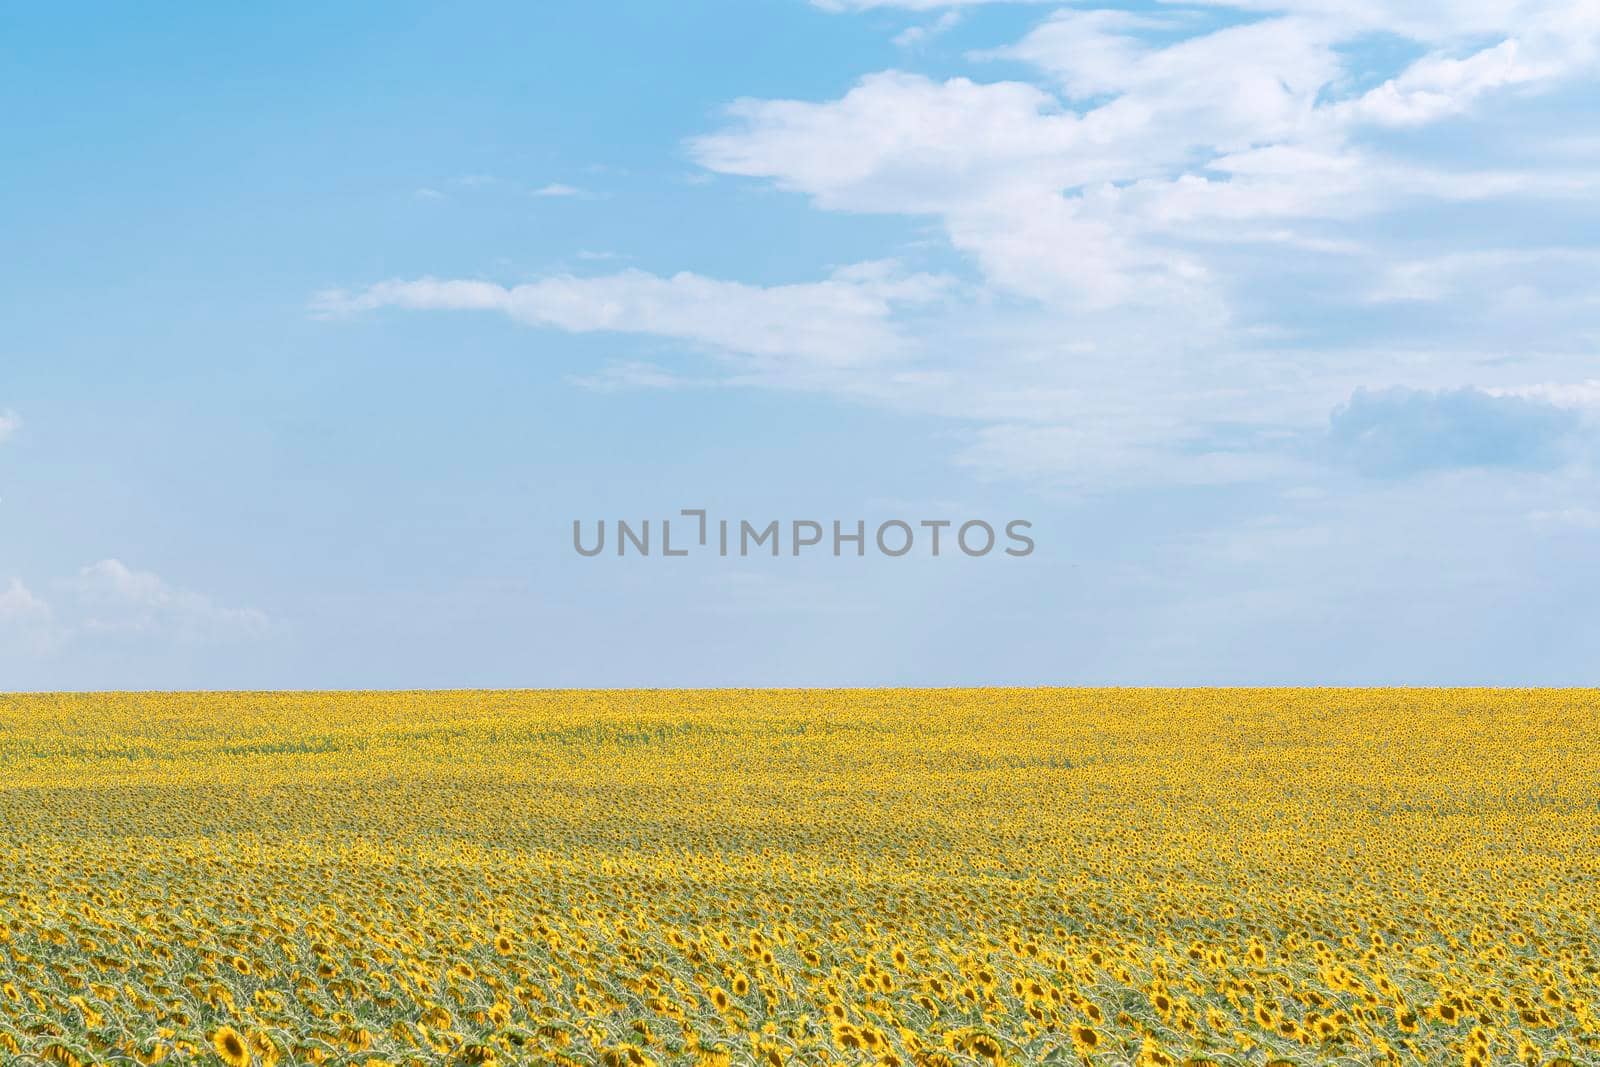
212;1026;251;1067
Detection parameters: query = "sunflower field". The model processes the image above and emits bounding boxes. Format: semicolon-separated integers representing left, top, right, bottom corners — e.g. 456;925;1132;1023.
1;689;1597;1066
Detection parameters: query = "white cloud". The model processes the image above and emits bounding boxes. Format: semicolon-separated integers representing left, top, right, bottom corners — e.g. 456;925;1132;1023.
693;4;1599;311
1156;1;1599;45
0;578;49;623
813;0;1041;9
531;183;587;198
692;74;1080;215
1337;39;1565;127
894;11;962;48
1489;380;1600;410
0;411;19;443
692;71;1227;307
71;559;274;644
3;561;275;660
993;11;1342;146
1;578;60;656
313;262;951;373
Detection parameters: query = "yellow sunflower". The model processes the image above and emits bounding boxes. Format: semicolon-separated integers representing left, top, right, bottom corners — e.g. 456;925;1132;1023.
211;1026;251;1067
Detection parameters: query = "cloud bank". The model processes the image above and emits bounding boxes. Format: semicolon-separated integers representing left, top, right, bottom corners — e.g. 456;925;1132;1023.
320;0;1600;488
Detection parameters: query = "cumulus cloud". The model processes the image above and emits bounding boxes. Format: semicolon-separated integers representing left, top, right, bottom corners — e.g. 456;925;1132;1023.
692;68;1238;308
1328;387;1583;478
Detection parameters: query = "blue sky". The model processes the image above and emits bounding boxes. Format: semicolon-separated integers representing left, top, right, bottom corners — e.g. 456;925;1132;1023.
3;1;1599;689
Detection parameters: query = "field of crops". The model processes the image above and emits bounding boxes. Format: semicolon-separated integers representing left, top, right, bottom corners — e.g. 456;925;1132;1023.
1;689;1597;1066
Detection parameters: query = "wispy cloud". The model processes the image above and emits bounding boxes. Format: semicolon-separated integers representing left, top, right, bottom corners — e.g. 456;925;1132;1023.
312;262;950;374
0;410;19;444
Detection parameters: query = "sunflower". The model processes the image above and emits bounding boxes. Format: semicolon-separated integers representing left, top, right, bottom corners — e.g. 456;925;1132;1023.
133;1041;169;1066
965;1033;1002;1061
1070;1022;1101;1054
39;1044;84;1067
212;1026;251;1067
248;1029;281;1067
1136;1037;1175;1067
832;1022;863;1050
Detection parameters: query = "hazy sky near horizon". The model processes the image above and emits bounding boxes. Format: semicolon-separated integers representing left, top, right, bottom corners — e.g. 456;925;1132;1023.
4;1;1600;689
